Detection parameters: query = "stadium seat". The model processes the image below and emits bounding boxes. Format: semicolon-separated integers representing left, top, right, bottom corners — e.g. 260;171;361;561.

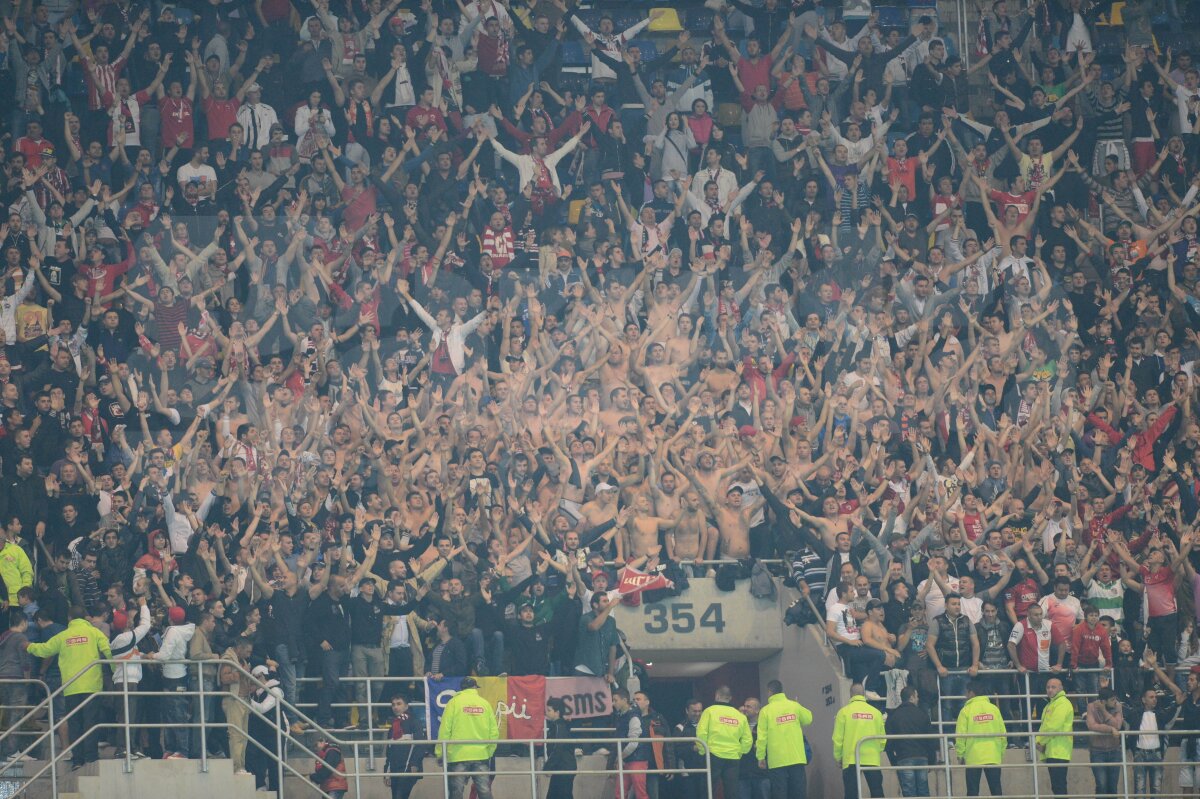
687;9;715;34
648;8;684;33
630;39;659;63
562;41;589;67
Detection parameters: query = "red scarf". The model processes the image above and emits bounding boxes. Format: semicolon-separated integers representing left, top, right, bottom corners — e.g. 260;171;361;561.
346;100;374;141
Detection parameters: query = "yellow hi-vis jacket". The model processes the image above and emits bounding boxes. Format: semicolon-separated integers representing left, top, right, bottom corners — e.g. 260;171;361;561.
438;687;499;763
696;703;752;760
955;695;1007;765
832;695;885;767
755;692;813;768
26;618;111;696
1038;690;1074;761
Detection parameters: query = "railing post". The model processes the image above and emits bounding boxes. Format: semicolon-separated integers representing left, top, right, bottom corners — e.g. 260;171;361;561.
198;662;208;773
704;744;713;799
122;673;133;773
528;739;538;799
275;700;285;797
365;676;375;771
1026;672;1039;798
1121;729;1130;799
441;751;450;798
616;740;625;798
353;741;362;799
47;680;57;799
942;731;953;798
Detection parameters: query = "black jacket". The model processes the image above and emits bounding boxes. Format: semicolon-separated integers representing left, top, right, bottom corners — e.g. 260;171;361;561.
430;635;468;677
885;703;938;763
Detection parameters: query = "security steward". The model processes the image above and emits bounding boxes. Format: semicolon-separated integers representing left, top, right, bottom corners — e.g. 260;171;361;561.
438;677;499;799
832;683;885;799
756;679;813;799
696;685;752;799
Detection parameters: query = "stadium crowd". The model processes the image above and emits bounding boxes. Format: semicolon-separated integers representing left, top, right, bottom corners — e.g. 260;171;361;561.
2;0;1200;795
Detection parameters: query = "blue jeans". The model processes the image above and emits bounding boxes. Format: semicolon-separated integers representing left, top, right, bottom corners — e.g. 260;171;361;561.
896;756;930;797
466;629;505;675
939;673;968;724
448;760;493;799
275;643;299;707
738;775;770;799
1133;748;1163;794
317;648;348;727
162;677;191;756
1090;748;1121;797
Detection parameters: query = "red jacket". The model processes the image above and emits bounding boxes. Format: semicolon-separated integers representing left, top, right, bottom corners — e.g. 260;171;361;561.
1070;620;1112;668
313;743;347;792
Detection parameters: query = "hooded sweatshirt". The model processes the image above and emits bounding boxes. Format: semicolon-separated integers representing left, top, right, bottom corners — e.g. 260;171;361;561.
110;603;153;684
154;621;196;679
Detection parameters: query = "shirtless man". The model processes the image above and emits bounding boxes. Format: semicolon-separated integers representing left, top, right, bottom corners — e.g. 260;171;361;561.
599;386;637;435
861;599;901;667
680;462;760;560
578;482;621;534
619;492;680;561
665;490;714;572
702;348;740;397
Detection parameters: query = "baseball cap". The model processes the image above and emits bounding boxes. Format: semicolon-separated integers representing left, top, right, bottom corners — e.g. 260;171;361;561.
112;611;128;630
252;665;270;677
596;482;617;493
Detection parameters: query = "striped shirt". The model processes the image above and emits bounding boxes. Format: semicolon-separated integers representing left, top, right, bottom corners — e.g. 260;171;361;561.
1085;579;1124;623
82;54;128;111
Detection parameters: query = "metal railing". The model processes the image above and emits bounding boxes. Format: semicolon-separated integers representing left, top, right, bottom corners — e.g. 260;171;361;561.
0;657;716;797
855;728;1200;799
934;667;1114;729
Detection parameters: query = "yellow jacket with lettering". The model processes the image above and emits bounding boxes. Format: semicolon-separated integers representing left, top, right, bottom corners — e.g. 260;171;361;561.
955;695;1007;765
756;692;813;768
438;687;499;763
696;703;752;760
26;618;111;696
832;695;885;767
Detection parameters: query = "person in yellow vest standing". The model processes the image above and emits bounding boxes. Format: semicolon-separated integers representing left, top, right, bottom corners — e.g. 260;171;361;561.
696;685;752;799
0;528;32;604
832;683;885;799
438;677;499;799
1037;677;1074;797
756;679;813;799
25;605;111;768
955;680;1008;797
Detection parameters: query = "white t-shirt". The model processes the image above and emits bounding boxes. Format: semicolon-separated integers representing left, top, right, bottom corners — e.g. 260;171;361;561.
177;163;217;193
827;600;861;643
919;575;960;623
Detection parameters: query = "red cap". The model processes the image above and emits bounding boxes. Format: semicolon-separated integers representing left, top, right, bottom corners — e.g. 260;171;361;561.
738;425;757;438
168;606;186;625
111;611;128;631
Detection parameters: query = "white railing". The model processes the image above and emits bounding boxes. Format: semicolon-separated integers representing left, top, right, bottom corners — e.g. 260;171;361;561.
0;658;716;797
855;728;1200;799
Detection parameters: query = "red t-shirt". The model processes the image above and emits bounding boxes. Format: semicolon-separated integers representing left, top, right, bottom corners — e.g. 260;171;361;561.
1004;577;1041;621
160;96;195;149
1141;564;1178;618
736;55;773;96
202;96;240;141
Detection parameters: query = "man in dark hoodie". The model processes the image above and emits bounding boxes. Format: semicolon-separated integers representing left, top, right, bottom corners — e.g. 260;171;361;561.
885;686;938;797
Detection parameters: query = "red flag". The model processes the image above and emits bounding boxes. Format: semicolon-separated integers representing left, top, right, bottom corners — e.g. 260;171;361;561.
616;566;674;606
505;675;546;741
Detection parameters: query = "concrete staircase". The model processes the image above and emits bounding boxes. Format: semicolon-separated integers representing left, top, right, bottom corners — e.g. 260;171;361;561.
1;757;258;799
